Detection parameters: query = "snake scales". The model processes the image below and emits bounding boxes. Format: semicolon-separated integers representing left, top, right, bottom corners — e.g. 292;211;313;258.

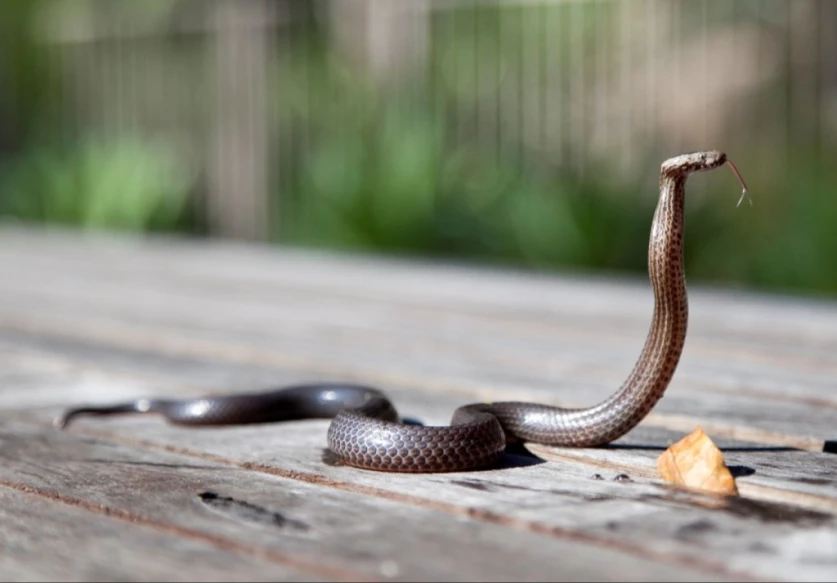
57;151;748;473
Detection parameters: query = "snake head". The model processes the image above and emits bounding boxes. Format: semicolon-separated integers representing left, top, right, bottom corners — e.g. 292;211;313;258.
661;150;727;177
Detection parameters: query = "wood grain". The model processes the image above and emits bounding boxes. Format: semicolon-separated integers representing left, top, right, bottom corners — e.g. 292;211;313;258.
0;418;731;582
0;486;316;582
1;226;836;582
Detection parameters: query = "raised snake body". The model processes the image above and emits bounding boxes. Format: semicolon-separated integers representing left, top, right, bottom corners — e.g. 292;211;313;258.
57;151;747;473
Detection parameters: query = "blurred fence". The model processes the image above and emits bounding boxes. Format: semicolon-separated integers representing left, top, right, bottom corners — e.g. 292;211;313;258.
2;0;837;294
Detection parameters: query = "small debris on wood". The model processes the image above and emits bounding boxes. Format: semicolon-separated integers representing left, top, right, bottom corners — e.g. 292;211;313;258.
657;426;739;496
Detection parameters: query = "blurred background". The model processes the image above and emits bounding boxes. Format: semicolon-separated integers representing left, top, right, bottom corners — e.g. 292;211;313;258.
1;0;835;298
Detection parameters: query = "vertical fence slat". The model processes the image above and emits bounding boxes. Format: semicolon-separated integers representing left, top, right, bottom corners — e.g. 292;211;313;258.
207;0;270;240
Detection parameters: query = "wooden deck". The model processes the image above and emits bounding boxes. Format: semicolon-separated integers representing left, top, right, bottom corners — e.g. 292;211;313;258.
1;226;835;582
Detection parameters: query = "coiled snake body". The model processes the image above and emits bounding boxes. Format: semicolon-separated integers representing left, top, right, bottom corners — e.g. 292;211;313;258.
58;151;747;473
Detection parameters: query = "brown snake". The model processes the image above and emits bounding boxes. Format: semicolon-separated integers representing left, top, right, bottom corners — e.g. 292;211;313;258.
58;151;748;473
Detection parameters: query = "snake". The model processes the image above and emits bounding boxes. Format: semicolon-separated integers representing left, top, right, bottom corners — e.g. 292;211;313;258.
56;151;748;473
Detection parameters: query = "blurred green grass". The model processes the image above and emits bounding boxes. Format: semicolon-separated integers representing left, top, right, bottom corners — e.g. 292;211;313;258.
0;135;196;232
1;1;836;299
281;98;837;297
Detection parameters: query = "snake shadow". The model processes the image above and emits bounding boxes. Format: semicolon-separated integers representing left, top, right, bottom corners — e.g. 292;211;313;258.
495;442;547;470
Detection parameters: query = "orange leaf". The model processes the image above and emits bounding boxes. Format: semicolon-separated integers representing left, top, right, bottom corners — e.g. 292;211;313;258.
657;426;739;496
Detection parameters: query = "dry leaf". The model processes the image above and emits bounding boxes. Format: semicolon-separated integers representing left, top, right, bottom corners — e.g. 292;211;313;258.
657;426;739;496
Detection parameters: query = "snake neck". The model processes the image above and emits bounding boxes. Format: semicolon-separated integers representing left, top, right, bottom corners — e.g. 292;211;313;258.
580;171;690;441
639;172;689;388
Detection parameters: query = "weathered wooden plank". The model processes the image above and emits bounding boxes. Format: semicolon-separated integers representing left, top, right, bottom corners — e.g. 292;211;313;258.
0;487;315;582
1;228;836;350
527;439;837;512
2;335;835;580
2;328;835;506
2;233;835;429
24;410;833;583
2;227;837;582
2;266;834;393
0;227;837;341
2;341;831;582
2;234;836;356
0;293;832;451
0;419;729;583
2;235;835;397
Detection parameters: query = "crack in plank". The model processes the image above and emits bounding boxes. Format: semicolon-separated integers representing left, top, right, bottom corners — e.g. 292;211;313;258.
198;491;311;532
